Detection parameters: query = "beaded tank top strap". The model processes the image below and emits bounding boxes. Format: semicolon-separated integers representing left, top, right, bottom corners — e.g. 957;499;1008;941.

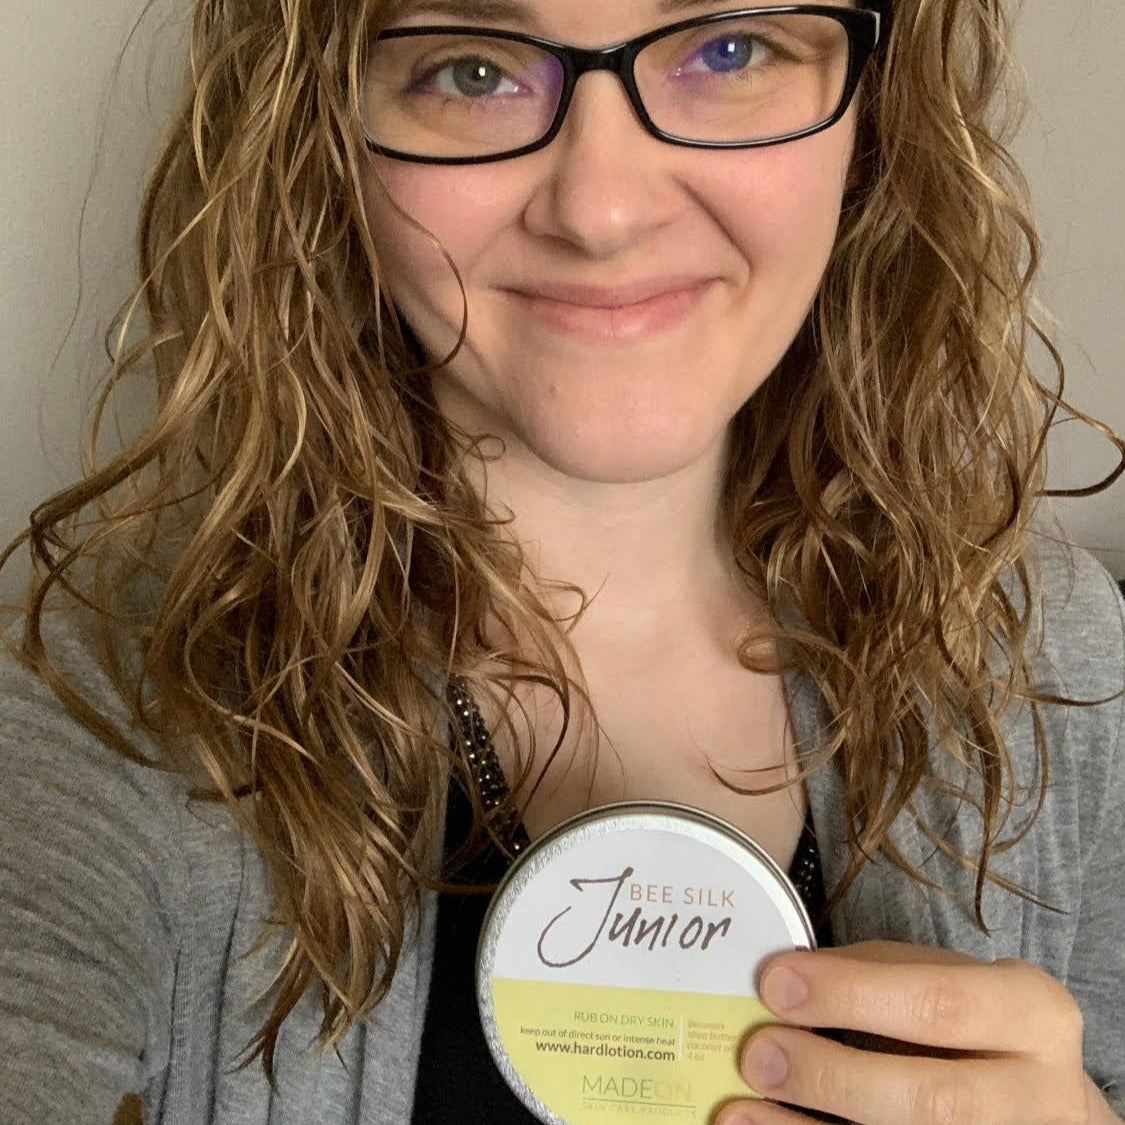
788;816;821;909
447;679;530;856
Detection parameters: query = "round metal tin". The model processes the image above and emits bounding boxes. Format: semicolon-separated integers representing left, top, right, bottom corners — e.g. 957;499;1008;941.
476;800;816;1124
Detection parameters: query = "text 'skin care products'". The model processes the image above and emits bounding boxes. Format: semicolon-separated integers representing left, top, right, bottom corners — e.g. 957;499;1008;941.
477;801;816;1123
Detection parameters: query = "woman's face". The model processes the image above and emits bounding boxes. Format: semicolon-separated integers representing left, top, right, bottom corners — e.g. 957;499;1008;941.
362;0;858;485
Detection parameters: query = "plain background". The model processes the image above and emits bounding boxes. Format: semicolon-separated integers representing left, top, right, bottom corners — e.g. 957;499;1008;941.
1;1;1123;603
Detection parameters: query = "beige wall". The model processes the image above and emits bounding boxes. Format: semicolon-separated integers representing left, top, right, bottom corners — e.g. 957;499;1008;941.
1011;4;1125;575
2;1;1123;602
0;1;183;599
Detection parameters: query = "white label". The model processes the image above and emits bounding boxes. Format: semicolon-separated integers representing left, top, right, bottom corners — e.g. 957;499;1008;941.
489;824;811;996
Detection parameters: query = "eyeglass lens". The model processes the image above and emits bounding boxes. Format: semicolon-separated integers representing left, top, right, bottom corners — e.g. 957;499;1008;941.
363;13;851;160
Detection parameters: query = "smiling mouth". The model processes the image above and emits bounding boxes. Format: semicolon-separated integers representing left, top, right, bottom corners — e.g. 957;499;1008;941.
503;279;716;342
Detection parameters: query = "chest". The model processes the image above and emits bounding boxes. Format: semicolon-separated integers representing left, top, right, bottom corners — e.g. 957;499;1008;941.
491;661;808;872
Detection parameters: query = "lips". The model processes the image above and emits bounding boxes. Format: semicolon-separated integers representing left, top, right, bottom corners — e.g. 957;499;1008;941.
502;278;717;341
506;277;713;308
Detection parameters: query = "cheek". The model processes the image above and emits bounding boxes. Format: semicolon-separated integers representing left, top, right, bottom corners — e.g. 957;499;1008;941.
361;160;523;304
707;128;853;276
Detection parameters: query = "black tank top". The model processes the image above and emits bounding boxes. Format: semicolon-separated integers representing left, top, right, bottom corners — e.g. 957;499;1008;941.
412;686;832;1124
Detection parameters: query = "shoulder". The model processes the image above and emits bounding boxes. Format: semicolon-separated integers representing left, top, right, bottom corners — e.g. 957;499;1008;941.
1004;539;1125;873
0;610;258;924
0;613;261;1113
2;612;192;864
997;537;1125;784
1027;537;1125;704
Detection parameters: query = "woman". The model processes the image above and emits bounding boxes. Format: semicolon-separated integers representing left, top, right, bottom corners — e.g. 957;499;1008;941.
1;0;1122;1122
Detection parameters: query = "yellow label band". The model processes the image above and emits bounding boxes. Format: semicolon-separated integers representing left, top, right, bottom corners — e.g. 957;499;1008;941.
491;977;778;1122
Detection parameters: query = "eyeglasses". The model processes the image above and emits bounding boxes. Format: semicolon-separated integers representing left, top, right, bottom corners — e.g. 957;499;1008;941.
361;5;890;165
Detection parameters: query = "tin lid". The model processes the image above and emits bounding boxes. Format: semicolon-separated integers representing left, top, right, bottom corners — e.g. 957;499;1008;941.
476;801;816;1124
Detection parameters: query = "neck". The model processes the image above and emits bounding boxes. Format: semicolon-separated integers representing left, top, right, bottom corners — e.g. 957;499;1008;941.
467;436;752;655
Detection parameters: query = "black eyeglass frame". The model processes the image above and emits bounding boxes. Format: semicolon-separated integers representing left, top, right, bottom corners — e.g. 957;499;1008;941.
363;3;892;166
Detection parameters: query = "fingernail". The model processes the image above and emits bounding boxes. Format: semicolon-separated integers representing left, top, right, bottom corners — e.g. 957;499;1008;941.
718;1113;761;1125
743;1036;789;1090
715;1108;764;1125
761;965;808;1011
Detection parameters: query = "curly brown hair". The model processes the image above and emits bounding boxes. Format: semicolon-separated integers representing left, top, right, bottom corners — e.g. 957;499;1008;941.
3;0;1121;1079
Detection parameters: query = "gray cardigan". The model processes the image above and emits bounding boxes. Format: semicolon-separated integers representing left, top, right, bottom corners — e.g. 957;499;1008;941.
2;543;1123;1123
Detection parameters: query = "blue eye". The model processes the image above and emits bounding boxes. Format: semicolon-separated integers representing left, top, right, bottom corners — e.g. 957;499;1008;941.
698;34;756;73
672;32;772;79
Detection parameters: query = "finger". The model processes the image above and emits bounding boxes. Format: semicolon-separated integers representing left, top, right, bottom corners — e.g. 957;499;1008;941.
815;940;980;968
714;1097;837;1125
736;1025;1082;1125
755;949;1082;1054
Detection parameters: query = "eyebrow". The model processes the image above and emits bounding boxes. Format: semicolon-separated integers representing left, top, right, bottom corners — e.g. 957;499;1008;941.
385;0;773;30
386;0;534;24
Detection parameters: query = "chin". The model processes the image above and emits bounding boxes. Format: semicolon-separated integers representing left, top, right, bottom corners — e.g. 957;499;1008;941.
508;420;728;486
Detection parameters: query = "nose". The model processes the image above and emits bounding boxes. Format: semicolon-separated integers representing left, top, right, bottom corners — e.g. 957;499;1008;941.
521;71;685;258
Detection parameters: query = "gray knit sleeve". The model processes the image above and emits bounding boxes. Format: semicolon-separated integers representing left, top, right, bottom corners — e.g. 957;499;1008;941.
1057;561;1125;1112
0;621;181;1124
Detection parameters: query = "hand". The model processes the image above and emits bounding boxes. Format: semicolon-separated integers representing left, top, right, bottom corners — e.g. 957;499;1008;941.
714;941;1123;1125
